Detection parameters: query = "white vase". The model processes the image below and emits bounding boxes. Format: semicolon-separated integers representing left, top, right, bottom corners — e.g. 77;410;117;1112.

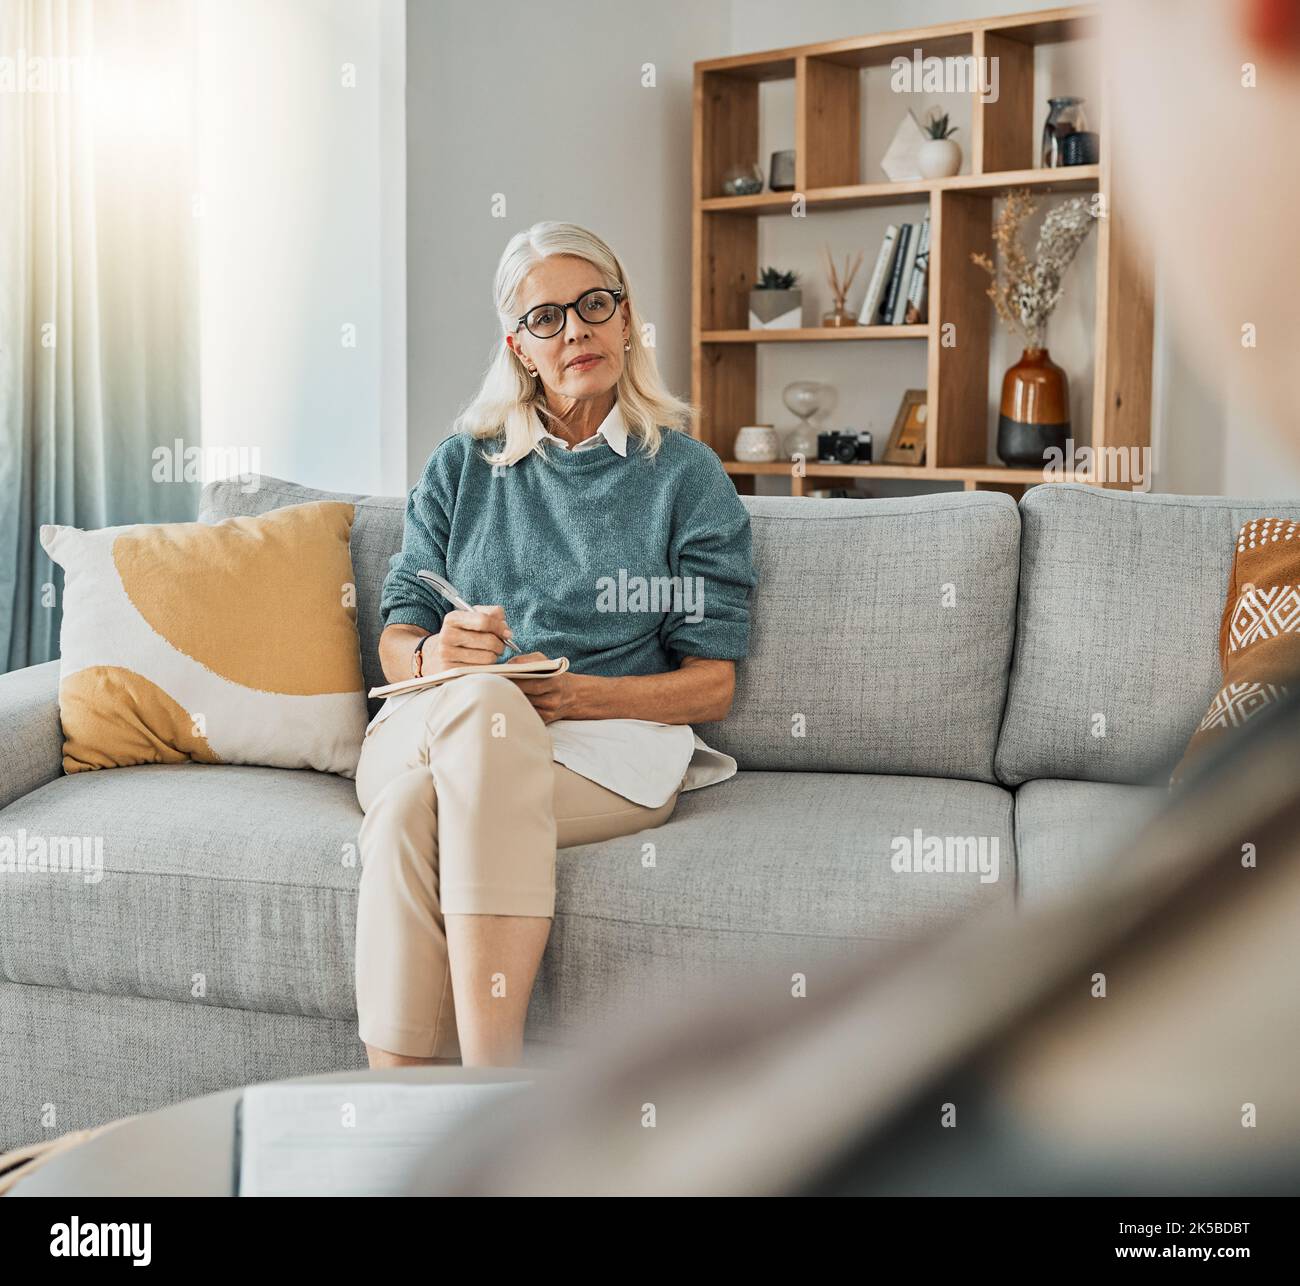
918;138;961;179
733;425;781;463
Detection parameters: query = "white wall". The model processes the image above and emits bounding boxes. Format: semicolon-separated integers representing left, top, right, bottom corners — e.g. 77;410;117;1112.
197;0;405;496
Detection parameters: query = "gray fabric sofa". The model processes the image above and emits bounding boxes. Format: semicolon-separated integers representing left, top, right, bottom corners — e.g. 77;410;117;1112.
3;478;1298;1150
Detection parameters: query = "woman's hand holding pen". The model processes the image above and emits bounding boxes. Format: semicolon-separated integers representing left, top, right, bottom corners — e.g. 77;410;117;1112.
421;605;515;673
390;596;579;720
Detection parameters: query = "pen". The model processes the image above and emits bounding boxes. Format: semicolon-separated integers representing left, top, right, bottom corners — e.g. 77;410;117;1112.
416;569;524;656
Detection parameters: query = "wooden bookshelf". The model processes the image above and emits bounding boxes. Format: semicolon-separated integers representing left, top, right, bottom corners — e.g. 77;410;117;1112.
690;5;1153;498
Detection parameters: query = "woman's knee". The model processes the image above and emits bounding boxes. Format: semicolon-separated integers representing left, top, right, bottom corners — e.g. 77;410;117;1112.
358;767;436;871
420;673;550;766
435;672;544;721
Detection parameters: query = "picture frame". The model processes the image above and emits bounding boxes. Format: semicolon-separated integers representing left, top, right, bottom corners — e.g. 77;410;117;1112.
882;390;929;466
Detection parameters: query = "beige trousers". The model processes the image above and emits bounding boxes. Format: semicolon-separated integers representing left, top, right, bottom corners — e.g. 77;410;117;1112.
354;673;684;1059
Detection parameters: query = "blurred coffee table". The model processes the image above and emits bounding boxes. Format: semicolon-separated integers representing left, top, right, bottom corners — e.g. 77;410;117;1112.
9;1066;539;1196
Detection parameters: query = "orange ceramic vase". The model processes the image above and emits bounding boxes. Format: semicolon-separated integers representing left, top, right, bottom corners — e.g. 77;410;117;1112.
996;346;1069;466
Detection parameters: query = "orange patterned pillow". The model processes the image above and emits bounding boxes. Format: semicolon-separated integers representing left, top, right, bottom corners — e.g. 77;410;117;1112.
40;502;369;777
1173;518;1300;784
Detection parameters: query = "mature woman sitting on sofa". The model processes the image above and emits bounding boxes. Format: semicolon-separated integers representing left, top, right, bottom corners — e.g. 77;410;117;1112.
355;220;758;1070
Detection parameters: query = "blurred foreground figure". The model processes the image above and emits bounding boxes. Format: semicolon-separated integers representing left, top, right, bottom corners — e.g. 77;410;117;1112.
410;696;1299;1195
408;0;1300;1194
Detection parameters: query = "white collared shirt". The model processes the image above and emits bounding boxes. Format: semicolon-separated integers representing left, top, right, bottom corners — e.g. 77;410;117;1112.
367;401;741;808
531;401;629;456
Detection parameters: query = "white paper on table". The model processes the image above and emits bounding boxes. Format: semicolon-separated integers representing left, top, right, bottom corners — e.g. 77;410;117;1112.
236;1080;534;1196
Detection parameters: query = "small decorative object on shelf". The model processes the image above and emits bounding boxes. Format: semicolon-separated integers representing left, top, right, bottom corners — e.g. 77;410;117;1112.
783;422;819;460
720;162;765;197
997;348;1070;466
1041;96;1088;168
1060;130;1099;166
748;266;802;329
971;190;1096;466
822;244;864;327
882;390;929;465
782;380;830;459
917;108;962;178
769;149;795;191
817;430;871;464
880;109;926;182
733;424;781;463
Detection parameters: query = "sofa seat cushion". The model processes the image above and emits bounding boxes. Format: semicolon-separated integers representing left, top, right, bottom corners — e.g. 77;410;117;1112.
1013;778;1168;907
529;769;1016;1040
0;765;1016;1043
0;763;364;1019
0;764;1013;1045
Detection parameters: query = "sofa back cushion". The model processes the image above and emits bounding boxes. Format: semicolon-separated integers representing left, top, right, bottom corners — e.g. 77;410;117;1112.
693;492;1020;781
995;485;1300;786
203;478;1022;781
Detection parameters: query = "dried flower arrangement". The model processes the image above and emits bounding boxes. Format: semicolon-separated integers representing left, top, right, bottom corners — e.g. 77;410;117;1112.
971;191;1095;348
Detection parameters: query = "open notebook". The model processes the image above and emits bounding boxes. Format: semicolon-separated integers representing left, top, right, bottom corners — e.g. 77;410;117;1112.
369;655;569;700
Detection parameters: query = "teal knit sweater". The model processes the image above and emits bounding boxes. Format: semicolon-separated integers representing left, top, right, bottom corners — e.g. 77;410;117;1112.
380;428;758;675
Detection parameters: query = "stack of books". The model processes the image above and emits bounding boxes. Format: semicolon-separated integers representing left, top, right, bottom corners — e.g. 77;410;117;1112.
855;212;931;327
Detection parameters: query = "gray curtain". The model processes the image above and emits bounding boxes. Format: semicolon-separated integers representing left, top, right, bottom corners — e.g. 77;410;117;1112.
0;0;200;672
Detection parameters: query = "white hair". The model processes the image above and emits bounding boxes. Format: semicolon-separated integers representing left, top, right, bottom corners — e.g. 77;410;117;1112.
450;221;696;465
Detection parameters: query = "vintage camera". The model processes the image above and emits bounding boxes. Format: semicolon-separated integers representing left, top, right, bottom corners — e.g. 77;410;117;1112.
817;430;872;464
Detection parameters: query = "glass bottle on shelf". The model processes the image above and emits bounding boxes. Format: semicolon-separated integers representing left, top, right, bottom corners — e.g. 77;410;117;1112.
1041;97;1087;169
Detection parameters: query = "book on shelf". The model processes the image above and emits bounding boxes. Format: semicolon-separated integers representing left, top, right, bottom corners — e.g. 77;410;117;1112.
879;223;913;325
903;210;932;325
891;220;922;326
856;224;898;327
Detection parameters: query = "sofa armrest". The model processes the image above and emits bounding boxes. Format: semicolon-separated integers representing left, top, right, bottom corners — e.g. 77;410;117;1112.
0;661;64;811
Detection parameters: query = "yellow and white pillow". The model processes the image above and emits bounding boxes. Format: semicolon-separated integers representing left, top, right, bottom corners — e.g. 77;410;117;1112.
40;501;369;778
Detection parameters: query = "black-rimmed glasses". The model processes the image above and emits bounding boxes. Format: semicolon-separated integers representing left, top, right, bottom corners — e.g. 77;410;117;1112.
515;286;625;340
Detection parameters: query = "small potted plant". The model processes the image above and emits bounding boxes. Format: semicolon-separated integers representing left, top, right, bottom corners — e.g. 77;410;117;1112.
749;266;802;330
918;108;961;178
